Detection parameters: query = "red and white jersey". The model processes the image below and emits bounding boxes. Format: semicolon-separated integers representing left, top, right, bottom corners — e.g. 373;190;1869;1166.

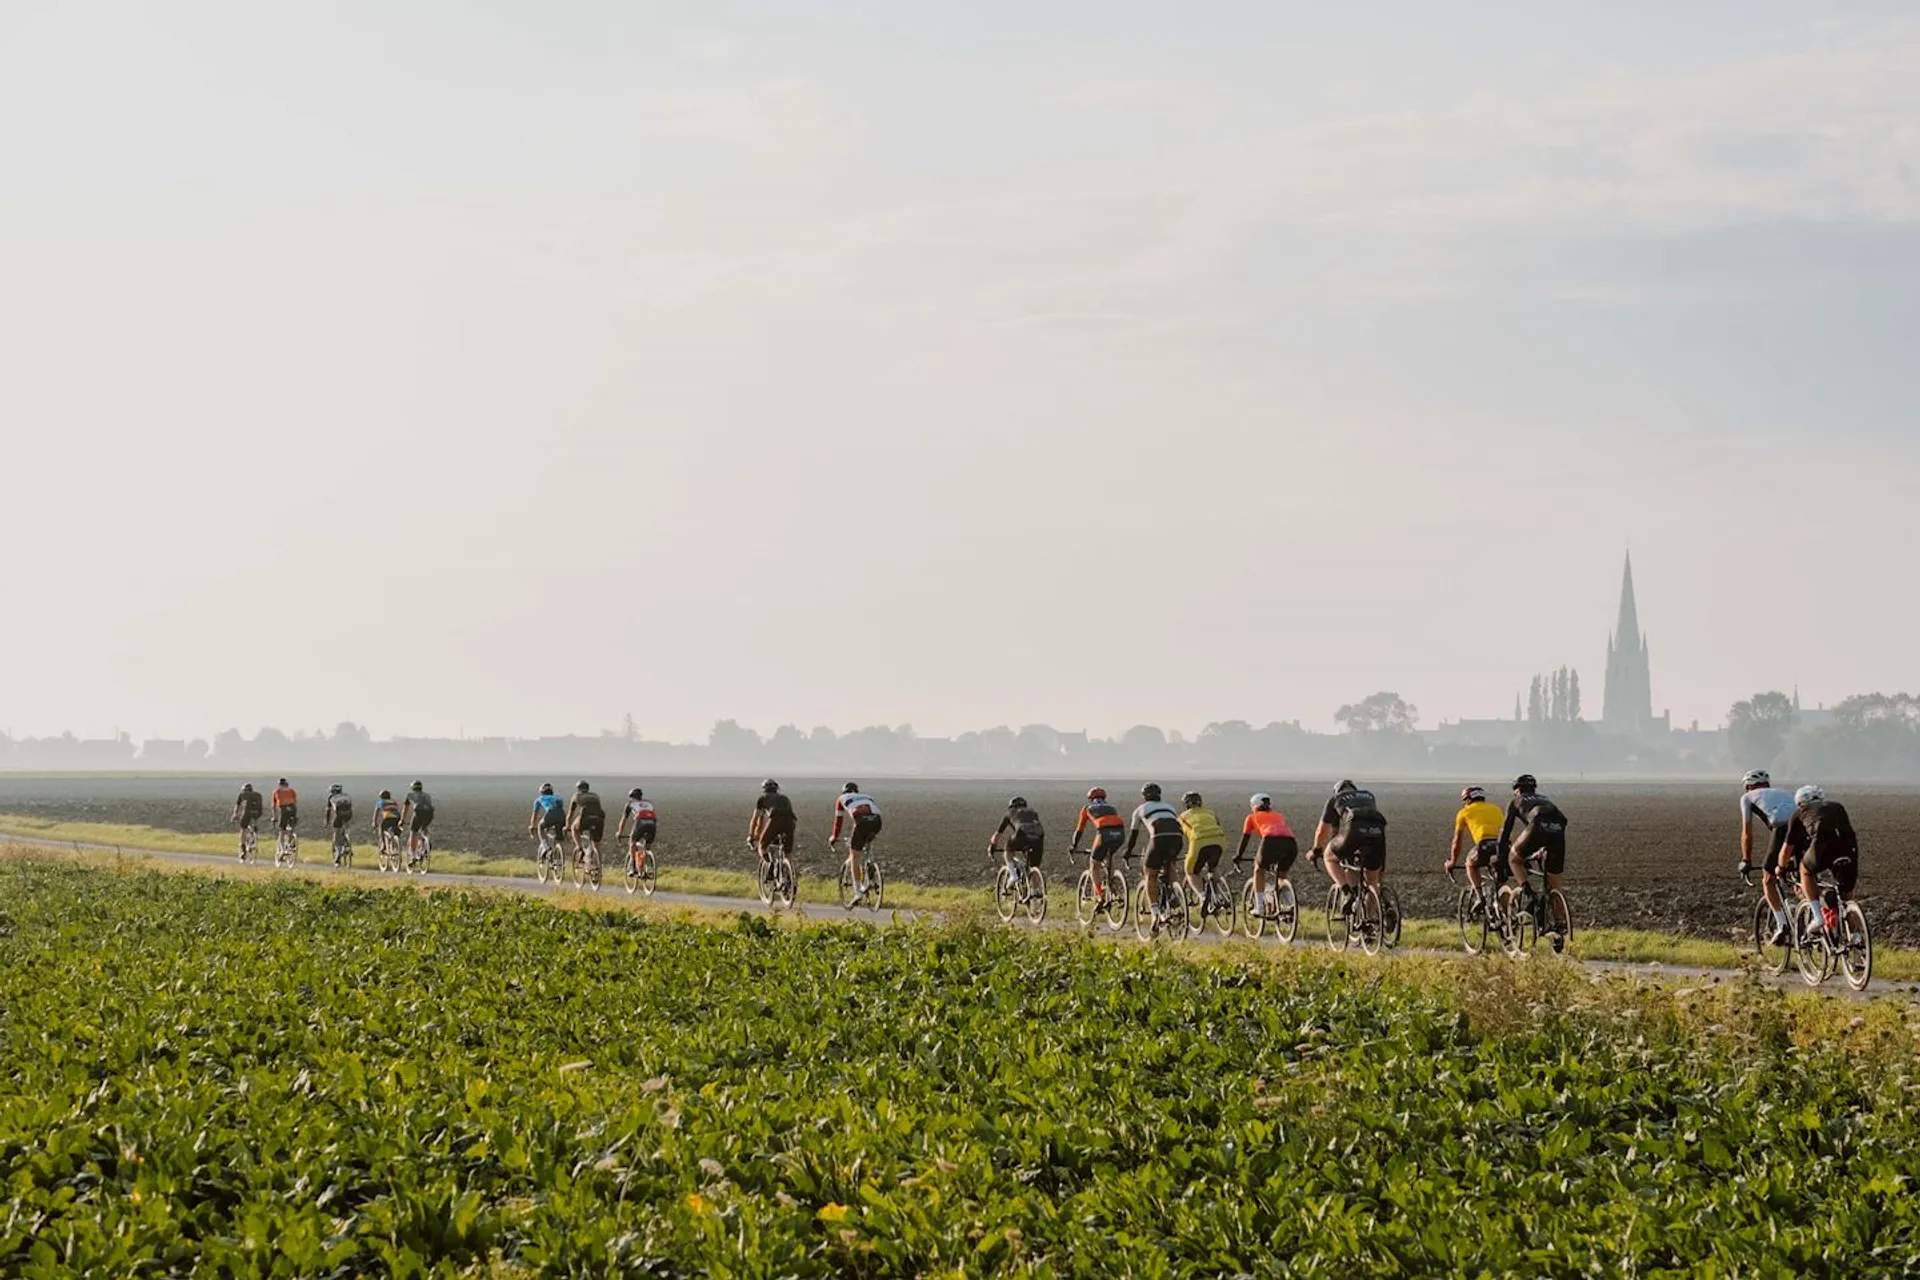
836;791;881;820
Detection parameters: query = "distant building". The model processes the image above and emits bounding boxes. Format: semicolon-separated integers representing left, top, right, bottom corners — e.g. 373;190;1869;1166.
1601;552;1670;740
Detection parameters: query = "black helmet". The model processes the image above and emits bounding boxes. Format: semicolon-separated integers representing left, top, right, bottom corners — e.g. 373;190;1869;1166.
1141;783;1162;801
762;779;780;793
1513;774;1538;794
1008;796;1028;809
278;778;288;787
379;789;392;800
1182;791;1202;808
628;788;643;800
410;780;424;791
576;780;591;792
539;783;554;796
1336;779;1358;794
843;782;860;794
329;783;343;794
241;782;254;792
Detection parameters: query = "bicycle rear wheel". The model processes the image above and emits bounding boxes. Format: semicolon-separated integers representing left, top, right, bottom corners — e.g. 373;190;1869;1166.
1075;869;1098;926
1378;885;1402;949
411;835;431;876
1841;901;1872;991
839;861;859;909
1752;895;1789;974
1544;890;1572;955
1357;887;1385;955
1457;887;1485;955
1272;882;1297;944
1161;887;1191;942
866;861;884;910
1207;876;1237;938
1100;866;1128;931
1240;879;1265;940
1792;901;1830;985
993;866;1019;922
774;856;797;909
1133;879;1155;940
1023;867;1047;923
1501;890;1534;958
1324;885;1351;951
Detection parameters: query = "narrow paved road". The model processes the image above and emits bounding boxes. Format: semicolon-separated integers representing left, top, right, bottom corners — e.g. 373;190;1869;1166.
5;830;1906;1000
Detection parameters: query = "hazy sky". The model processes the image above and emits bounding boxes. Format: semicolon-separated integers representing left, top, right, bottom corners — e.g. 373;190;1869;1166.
3;1;1916;743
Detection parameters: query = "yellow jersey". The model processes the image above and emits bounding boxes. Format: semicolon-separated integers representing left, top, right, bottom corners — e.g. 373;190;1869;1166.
1179;806;1227;852
1455;801;1505;846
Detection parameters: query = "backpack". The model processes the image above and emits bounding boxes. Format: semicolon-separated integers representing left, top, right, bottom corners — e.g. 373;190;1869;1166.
1012;807;1045;840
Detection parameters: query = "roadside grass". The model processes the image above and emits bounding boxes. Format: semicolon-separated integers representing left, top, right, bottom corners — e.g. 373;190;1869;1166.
5;812;1916;983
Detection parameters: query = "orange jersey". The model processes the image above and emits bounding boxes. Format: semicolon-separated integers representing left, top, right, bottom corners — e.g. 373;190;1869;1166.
1243;809;1294;840
272;786;298;810
1073;802;1126;843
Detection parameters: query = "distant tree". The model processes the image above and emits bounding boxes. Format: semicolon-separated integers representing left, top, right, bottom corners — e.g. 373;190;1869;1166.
621;712;639;742
708;719;763;755
212;728;245;758
1528;677;1544;725
332;721;371;746
1727;691;1796;769
186;739;210;761
253;726;291;751
768;724;806;753
1334;692;1418;735
809;726;838;744
1569;669;1583;721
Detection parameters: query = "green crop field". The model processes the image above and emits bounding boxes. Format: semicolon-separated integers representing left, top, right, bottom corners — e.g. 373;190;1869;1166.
4;857;1920;1276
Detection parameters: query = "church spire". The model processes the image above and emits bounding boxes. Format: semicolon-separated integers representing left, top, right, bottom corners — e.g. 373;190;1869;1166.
1602;549;1654;734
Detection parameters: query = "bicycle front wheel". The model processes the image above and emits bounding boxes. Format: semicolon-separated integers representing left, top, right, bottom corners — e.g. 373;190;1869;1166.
1324;885;1351;951
994;867;1019;923
1101;866;1128;931
1841;901;1872;991
1023;867;1047;923
839;861;858;909
1457;887;1485;955
1075;870;1098;926
1792;901;1830;985
1752;895;1789;974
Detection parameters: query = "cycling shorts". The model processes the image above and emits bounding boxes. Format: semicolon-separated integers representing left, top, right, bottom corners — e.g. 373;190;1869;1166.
329;811;353;830
850;814;884;853
277;807;298;830
1470;838;1508;882
1330;832;1386;873
1254;835;1298;875
575;815;605;842
758;820;795;856
1089;829;1125;860
1144;831;1183;873
1762;824;1789;865
1805;846;1858;898
1512;825;1566;876
409;809;435;833
1006;833;1043;865
1186;844;1223;878
629;820;657;847
239;806;263;827
538;809;566;832
378;813;401;832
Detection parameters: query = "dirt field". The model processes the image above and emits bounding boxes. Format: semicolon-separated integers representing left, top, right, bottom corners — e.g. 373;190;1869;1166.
3;774;1917;945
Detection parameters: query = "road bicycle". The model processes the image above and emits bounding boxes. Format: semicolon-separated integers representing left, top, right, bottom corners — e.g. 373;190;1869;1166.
1447;863;1502;955
406;827;432;875
1493;856;1573;958
329;826;353;870
274;825;298;868
236;822;258;865
1132;859;1191;941
571;833;603;891
624;836;658;897
1182;851;1238;939
835;840;884;911
990;846;1047;924
534;828;566;883
752;836;799;910
1070;845;1128;931
1237;855;1298;943
1742;864;1871;991
375;824;404;874
1318;852;1401;955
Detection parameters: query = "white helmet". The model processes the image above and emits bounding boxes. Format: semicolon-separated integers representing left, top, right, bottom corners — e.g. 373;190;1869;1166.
1794;784;1825;807
1742;769;1770;789
1249;793;1272;811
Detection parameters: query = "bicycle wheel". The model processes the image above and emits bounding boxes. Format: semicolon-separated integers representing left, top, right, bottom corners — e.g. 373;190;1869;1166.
238;830;255;865
1075;870;1098;926
1205;876;1235;938
277;833;296;867
1240;879;1266;940
1792;900;1830;985
1133;880;1155;941
1501;890;1534;958
774;856;797;909
1752;895;1789;974
411;835;431;876
839;860;858;909
756;852;775;904
1024;867;1047;923
1378;885;1402;949
1457;887;1484;955
1544;890;1572;955
1324;884;1351;951
994;866;1019;923
1161;886;1191;942
569;843;587;888
1357;887;1385;956
584;841;601;891
1841;901;1872;991
1101;866;1128;931
866;861;884;910
639;849;657;897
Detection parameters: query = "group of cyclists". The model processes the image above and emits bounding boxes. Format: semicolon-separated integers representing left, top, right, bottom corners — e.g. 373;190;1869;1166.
228;769;1864;947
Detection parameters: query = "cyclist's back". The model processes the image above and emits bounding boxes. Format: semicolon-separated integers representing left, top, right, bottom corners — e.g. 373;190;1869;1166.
1321;783;1388;872
1784;791;1859;896
1073;790;1127;859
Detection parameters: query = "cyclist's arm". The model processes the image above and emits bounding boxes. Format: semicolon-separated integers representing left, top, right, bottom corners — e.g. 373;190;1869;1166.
1739;807;1754;862
1124;815;1142;857
1235;822;1253;860
1069;811;1089;850
748;808;765;840
829;804;845;844
1447;814;1469;862
1497;803;1519;857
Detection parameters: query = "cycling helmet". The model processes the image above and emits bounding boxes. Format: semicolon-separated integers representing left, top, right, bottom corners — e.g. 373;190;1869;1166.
576;780;591;792
1742;769;1771;789
1512;774;1538;795
278;778;288;787
628;788;644;800
1336;779;1358;794
1182;791;1203;808
1141;783;1162;801
1086;787;1107;801
1249;793;1272;811
410;781;424;791
328;783;342;794
379;789;392;800
539;783;554;796
762;779;780;793
1008;796;1028;809
1795;784;1826;807
240;782;254;792
843;782;860;794
1460;785;1486;805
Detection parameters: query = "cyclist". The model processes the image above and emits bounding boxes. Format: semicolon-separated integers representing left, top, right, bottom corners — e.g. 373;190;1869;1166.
403;782;437;859
830;783;883;904
1737;768;1801;945
567;780;606;860
1068;787;1127;907
1499;773;1569;902
1779;784;1860;936
1443;785;1507;897
1236;793;1297;919
1124;783;1184;931
1308;780;1388;906
371;789;403;850
1178;792;1228;911
526;782;567;853
270;778;298;838
230;783;264;856
749;779;798;872
986;796;1046;891
324;784;354;866
615;787;659;876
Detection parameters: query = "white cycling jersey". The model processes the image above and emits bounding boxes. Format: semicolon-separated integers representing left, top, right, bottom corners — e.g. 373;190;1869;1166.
1740;787;1797;831
1130;801;1181;836
837;792;882;820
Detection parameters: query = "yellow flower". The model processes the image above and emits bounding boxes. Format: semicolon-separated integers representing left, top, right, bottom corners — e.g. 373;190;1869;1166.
685;1193;708;1214
817;1203;850;1223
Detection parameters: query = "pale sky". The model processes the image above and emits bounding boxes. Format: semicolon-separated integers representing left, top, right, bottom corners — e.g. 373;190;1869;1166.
3;1;1916;743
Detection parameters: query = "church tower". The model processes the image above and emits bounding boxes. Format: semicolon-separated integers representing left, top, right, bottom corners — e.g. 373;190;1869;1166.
1602;552;1653;735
